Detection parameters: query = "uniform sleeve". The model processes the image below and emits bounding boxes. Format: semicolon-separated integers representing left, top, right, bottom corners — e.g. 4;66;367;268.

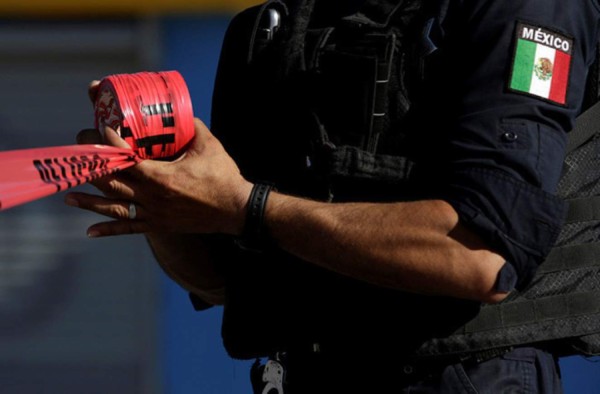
425;0;600;289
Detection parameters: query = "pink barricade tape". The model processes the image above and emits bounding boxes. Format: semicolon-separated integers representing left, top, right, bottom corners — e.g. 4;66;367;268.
0;70;194;210
0;145;140;210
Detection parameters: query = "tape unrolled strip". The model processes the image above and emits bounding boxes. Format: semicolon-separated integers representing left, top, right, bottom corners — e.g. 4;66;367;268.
0;70;195;210
0;145;140;210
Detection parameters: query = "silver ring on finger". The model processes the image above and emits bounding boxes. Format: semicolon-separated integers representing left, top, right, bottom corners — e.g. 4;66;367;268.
128;202;137;220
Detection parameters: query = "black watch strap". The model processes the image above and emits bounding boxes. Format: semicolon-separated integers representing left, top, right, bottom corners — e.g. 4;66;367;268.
236;183;274;252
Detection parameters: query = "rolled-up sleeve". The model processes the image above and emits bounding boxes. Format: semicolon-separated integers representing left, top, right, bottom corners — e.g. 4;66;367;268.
424;0;600;289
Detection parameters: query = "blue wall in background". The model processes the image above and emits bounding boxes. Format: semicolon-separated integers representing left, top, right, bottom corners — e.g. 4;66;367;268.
160;15;254;394
160;14;600;394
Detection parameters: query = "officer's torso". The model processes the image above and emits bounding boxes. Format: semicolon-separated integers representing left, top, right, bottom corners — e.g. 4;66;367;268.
210;0;483;359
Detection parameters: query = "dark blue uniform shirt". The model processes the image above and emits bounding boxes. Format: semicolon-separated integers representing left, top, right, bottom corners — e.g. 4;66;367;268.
198;0;600;360
415;0;600;290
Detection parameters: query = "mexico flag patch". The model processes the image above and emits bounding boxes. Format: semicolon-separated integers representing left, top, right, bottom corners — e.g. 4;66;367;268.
509;22;573;106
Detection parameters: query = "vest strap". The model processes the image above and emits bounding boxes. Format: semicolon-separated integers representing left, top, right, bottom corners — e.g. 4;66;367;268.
343;0;411;28
326;145;415;181
564;196;600;223
566;100;600;154
461;291;600;334
540;242;600;273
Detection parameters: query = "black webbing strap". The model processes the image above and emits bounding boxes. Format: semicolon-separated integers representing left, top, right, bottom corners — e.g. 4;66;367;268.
343;0;407;28
278;0;316;75
567;100;600;154
461;291;600;333
564;196;600;223
540;242;600;273
537;197;600;272
451;197;600;334
327;145;415;180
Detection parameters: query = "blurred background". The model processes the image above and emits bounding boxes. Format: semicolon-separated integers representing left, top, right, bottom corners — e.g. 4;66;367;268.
0;1;597;393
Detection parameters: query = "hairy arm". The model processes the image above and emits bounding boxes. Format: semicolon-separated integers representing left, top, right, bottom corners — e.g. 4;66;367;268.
264;193;508;303
68;120;508;305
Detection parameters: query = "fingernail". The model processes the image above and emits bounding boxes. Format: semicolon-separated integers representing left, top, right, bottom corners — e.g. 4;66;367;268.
87;229;100;238
64;196;79;207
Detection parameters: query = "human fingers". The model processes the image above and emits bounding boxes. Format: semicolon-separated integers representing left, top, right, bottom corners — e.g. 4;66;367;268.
64;192;145;221
186;118;212;156
102;125;160;181
88;80;101;103
76;128;103;145
72;127;137;196
75;124;131;151
103;125;132;149
86;219;151;238
66;172;137;199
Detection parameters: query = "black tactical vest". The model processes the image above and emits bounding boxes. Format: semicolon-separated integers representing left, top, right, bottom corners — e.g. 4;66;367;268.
211;0;600;360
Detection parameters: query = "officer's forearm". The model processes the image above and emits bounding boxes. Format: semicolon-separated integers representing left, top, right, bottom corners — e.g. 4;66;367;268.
264;193;508;303
145;233;226;305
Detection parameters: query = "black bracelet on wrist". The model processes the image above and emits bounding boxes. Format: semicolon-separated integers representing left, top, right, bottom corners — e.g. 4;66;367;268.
236;183;274;252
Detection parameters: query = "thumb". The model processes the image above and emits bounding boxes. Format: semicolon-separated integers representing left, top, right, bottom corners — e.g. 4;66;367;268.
76;128;103;145
104;125;133;150
186;118;219;157
88;80;101;104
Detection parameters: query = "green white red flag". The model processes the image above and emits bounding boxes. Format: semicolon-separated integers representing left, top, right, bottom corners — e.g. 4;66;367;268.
509;22;573;105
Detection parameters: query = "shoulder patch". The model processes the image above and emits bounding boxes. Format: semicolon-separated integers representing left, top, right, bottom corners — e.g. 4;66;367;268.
508;22;573;106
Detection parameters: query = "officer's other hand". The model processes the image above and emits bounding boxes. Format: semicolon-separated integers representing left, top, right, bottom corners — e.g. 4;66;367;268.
74;81;103;145
73;80;133;199
77;79;131;147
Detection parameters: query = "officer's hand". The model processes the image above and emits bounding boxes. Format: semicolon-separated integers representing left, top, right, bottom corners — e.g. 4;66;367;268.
74;80;133;199
64;118;253;237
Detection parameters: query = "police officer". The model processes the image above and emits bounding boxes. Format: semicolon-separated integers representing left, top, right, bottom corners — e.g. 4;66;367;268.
67;0;600;392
